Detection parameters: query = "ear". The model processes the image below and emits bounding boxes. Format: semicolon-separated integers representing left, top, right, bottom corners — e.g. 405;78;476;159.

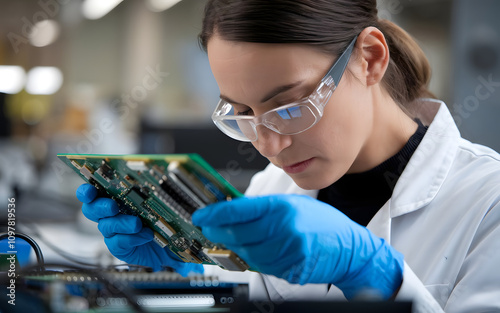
353;27;390;86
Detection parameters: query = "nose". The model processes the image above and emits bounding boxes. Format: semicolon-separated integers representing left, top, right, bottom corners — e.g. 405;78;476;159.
253;125;292;158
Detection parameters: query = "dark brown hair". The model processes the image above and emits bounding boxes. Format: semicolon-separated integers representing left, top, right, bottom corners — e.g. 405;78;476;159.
199;0;434;108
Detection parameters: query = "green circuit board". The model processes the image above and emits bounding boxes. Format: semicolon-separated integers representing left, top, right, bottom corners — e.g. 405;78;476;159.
58;153;249;271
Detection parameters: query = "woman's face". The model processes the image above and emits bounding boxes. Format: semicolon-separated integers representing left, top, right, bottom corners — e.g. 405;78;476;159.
208;35;375;190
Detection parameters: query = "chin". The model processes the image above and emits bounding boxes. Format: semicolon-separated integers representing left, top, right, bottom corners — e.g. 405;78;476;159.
289;166;345;190
291;176;331;191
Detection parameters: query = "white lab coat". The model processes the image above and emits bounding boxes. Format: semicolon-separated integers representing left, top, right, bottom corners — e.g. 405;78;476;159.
205;99;500;313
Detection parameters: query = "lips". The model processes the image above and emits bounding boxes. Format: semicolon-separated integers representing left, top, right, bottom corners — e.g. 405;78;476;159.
282;158;315;174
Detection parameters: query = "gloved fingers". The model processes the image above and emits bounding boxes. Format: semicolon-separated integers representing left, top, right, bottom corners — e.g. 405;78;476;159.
163;246;187;263
192;196;275;227
200;212;291;246
76;184;98;204
81;198;120;222
105;227;154;254
173;263;205;277
226;235;305;271
98;215;143;238
144;245;205;276
161;250;205;276
160;248;203;275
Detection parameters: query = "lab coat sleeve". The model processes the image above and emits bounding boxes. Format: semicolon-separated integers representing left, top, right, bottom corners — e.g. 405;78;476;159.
397;201;500;313
396;262;445;313
442;201;500;313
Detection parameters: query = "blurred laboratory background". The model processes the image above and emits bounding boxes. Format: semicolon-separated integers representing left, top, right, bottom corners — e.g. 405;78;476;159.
0;0;499;259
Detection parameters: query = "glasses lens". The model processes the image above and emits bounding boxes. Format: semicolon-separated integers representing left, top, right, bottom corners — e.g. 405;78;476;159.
214;118;256;141
262;104;317;135
212;97;323;141
213;101;257;141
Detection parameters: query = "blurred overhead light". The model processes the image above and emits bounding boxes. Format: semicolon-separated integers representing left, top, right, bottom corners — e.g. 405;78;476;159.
0;66;26;94
146;0;182;12
82;0;124;20
26;67;63;95
29;19;61;47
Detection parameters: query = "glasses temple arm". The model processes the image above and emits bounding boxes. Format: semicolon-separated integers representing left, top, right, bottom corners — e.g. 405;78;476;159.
322;36;358;85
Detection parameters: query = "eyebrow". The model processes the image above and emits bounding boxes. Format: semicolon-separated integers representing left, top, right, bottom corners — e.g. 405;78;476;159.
219;80;304;106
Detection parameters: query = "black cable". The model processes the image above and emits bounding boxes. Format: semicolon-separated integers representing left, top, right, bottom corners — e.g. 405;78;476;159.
0;232;45;271
23;226;101;268
18;223;155;271
0;228;145;312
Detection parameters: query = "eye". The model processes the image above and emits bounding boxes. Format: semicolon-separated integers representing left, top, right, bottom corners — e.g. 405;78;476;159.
274;94;307;107
236;107;254;116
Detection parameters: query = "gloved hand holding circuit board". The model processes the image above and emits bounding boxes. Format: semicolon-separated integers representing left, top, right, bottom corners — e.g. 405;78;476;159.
59;153;249;272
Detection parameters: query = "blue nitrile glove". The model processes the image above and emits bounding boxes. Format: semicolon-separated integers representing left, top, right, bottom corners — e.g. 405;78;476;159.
76;184;204;276
192;194;404;299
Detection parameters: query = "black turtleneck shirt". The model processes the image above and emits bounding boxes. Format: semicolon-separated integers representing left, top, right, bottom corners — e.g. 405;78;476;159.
317;121;428;226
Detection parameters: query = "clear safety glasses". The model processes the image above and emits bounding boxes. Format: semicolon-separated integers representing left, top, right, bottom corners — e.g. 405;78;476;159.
212;36;358;142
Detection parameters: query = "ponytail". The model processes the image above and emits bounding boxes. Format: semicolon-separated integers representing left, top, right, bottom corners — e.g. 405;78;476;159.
377;19;435;107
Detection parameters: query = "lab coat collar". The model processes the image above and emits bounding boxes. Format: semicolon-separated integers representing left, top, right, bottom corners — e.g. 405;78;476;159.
388;99;460;218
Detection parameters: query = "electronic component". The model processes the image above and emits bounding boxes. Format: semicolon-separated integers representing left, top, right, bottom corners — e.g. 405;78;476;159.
168;161;214;204
153;231;169;248
58;153;249;272
126;160;149;172
155;219;176;237
95;160;114;182
203;248;249;272
70;160;82;169
126;187;147;204
80;164;94;180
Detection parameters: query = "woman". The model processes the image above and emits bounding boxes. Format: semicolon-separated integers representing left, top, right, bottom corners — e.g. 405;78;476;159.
77;1;500;312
